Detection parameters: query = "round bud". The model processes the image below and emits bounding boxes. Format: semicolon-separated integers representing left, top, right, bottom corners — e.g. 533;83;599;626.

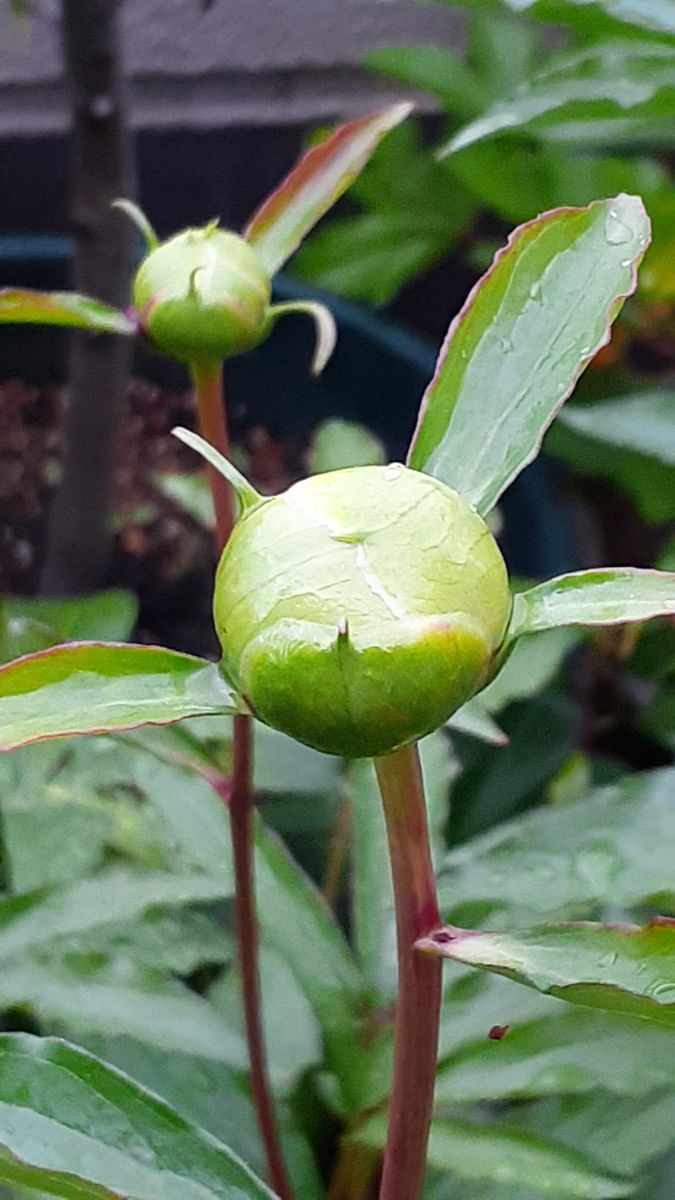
214;464;510;759
132;224;271;365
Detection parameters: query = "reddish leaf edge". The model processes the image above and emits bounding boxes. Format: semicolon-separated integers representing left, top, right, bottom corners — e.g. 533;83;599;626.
407;195;651;513
417;917;675;1020
0;640;242;753
243;101;413;272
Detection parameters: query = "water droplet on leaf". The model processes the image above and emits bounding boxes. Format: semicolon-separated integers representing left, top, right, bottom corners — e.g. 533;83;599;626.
604;208;633;246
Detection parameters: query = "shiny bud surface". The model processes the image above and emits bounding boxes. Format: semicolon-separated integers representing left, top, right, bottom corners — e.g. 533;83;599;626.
133;224;271;365
214;464;511;758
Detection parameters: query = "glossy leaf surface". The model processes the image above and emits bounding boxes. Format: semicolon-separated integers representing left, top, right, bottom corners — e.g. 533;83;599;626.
244;103;411;275
510;568;675;641
437;766;675;925
0;642;245;751
420;919;675;1026
441;42;675;156
408;195;649;514
0;289;134;334
0;1034;273;1199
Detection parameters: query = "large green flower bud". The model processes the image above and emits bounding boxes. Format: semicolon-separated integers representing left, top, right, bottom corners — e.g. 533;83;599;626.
213;463;511;759
132;223;271;365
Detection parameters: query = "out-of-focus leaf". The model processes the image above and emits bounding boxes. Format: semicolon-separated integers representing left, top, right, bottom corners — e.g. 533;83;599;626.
357;1112;630;1196
447;700;508;744
477;627;579;712
154;471;215;527
213;944;322;1089
511;1090;675;1180
0;289;134;334
0;956;245;1064
557;392;675;466
293;121;476;305
547;421;675;523
0;1034;273;1199
308;419;384;474
438;0;675;38
365;45;484;116
438;766;675;925
0;591;138;664
441;42;675;156
244;103;412;275
0;642;245;751
437;1003;675;1103
509;569;675;641
408;195;649;514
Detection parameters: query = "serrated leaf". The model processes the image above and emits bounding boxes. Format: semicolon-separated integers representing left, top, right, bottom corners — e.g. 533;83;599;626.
437;766;675;926
0;643;245;751
509;569;675;641
357;1112;630;1197
0;289;134;335
442;42;675;155
0;1034;273;1199
420;918;675;1026
408;195;649;514
244;103;412;275
0;591;138;664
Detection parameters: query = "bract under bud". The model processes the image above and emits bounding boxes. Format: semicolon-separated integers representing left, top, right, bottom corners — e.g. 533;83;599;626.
214;464;511;759
132;224;271;365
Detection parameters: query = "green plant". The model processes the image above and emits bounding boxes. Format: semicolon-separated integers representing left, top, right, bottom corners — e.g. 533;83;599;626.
0;159;675;1200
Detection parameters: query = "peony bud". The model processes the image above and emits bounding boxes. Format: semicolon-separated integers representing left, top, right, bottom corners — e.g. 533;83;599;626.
132;223;271;365
213;463;511;759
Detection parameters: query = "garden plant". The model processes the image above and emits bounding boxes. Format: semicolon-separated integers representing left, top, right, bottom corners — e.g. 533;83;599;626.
0;103;674;1200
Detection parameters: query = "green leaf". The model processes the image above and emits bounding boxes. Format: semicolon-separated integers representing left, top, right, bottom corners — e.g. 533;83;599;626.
0;289;134;335
308;419;385;474
546;417;675;523
244;102;412;275
557;392;675;467
0;591;138;664
0;642;245;751
365;45;484;117
0;1034;273;1199
357;1112;630;1197
447;700;508;744
437;766;675;925
441;42;675;156
437;1003;675;1104
509;569;675;641
0;956;246;1065
420;917;675;1028
477;627;579;712
407;195;649;514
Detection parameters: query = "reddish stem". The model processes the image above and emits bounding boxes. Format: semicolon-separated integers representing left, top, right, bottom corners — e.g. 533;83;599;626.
191;362;292;1200
374;743;442;1200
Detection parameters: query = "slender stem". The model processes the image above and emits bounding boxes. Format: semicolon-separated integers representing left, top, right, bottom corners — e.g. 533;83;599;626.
191;362;292;1200
374;743;442;1200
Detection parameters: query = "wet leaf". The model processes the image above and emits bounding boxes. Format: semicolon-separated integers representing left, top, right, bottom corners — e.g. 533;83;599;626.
408;195;649;514
0;1034;273;1198
420;918;675;1026
437;766;675;925
0;289;134;334
0;643;245;751
244;103;412;275
510;568;675;641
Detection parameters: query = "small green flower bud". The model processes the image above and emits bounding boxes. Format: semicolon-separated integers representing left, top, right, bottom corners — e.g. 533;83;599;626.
213;464;511;758
132;223;271;365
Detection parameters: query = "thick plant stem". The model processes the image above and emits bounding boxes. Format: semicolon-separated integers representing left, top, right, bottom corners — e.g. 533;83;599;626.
191;363;292;1200
375;743;442;1200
